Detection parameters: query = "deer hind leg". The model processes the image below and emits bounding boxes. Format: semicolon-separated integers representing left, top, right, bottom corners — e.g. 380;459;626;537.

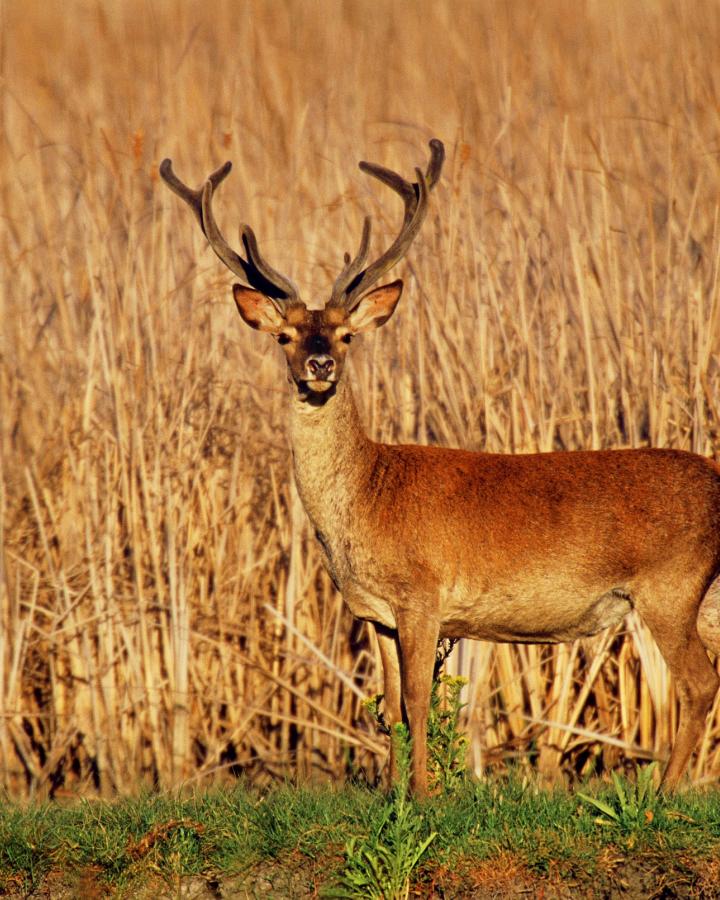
636;577;720;790
375;625;402;786
397;614;440;798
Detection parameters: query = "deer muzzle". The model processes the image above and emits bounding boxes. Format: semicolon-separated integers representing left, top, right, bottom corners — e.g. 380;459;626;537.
306;355;335;381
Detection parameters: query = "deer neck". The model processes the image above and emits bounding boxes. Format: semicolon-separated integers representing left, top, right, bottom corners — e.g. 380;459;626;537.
288;377;376;533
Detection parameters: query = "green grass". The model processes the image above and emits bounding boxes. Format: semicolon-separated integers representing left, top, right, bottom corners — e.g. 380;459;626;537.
1;775;719;897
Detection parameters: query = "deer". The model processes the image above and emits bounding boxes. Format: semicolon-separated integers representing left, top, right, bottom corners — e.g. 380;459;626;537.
160;139;720;797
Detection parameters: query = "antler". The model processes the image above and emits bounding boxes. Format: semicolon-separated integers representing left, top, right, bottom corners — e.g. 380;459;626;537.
328;139;445;309
159;159;300;304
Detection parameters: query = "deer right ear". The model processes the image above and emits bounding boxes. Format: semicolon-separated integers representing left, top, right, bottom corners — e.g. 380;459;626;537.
232;284;286;332
347;280;404;332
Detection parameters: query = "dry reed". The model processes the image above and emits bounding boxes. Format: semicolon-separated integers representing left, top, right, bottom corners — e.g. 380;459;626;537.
1;0;720;797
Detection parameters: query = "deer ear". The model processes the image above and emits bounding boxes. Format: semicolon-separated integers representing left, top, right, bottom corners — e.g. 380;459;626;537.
232;284;285;332
347;280;403;332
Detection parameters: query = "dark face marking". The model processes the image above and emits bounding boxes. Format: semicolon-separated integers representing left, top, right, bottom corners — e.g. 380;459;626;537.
304;332;332;356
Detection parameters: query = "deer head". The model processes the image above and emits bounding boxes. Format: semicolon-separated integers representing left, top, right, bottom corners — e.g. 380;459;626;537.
159;140;444;404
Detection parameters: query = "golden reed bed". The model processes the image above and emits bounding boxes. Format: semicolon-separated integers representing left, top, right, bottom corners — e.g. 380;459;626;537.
1;0;719;796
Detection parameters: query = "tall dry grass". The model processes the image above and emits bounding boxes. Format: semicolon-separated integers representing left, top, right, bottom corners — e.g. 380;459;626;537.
1;0;720;797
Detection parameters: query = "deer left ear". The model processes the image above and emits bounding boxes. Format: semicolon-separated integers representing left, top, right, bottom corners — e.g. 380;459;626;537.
347;280;403;332
232;284;286;332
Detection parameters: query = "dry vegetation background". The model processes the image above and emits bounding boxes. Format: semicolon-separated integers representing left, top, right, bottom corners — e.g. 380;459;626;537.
1;0;720;798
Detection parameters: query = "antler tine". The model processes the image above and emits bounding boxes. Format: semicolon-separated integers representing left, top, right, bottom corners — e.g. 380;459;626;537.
425;138;445;189
239;225;300;303
329;139;444;309
328;216;372;307
347;168;429;300
159;159;232;231
160;158;299;304
198;178;299;303
359;139;444;215
358;162;416;221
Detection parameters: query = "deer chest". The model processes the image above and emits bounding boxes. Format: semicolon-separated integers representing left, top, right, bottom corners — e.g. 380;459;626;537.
313;529;397;628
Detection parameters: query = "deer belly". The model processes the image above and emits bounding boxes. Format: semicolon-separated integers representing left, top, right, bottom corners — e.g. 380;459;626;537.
698;577;720;655
442;586;633;644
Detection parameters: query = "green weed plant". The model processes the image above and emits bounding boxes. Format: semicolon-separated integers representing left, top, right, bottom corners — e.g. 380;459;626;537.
577;762;660;843
329;725;436;899
427;674;469;793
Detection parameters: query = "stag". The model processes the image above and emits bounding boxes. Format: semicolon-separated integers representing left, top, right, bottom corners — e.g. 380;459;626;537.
161;140;720;796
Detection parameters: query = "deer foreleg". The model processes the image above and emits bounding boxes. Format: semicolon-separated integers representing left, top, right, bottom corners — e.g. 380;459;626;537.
398;614;440;797
376;625;402;785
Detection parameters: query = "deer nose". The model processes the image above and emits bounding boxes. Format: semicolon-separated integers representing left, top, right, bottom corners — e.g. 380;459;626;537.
306;355;335;379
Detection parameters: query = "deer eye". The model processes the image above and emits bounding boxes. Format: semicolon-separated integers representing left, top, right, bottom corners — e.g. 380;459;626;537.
277;334;291;345
341;333;353;344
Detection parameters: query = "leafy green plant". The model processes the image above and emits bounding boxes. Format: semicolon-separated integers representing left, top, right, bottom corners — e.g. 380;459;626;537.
329;725;436;899
427;674;469;793
363;640;468;794
577;762;660;841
